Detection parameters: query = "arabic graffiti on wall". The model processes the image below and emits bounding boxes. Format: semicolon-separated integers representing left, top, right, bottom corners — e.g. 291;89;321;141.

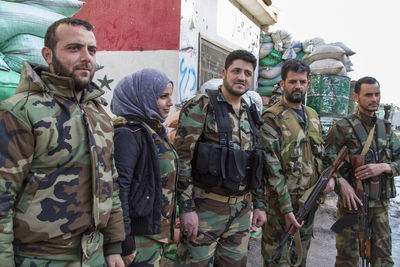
178;46;197;104
231;15;259;53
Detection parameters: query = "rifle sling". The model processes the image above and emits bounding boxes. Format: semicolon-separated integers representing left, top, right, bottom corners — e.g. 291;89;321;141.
361;124;375;156
286;229;303;267
330;213;358;233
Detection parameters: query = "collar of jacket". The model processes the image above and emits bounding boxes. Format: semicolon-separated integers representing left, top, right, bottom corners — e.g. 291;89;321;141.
215;87;248;112
275;98;307;123
15;62;105;103
356;109;377;127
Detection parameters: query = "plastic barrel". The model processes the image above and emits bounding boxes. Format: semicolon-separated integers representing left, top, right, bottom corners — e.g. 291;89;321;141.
347;80;357;114
306;74;351;115
319;113;345;135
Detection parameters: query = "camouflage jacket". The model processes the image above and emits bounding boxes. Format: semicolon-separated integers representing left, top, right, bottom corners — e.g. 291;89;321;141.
325;109;399;206
0;62;124;263
262;99;325;214
174;89;266;213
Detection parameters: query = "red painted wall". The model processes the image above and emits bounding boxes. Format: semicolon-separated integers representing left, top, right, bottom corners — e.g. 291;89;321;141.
74;0;181;51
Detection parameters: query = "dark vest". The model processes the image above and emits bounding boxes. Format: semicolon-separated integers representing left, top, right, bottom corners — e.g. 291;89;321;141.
344;114;396;200
191;90;265;195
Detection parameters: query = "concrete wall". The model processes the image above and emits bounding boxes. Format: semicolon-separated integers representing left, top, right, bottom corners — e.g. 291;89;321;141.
73;0;261;113
177;0;261;104
94;50;179;116
74;0;181;51
74;0;181;116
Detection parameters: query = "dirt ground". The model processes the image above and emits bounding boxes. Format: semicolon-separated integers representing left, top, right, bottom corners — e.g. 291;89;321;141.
160;194;337;267
162;191;400;266
246;194;337;267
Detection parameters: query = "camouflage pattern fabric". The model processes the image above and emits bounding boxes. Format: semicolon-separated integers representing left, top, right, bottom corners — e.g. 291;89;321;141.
261;99;324;266
15;233;107;266
129;235;164;267
174;89;265;265
325;109;400;266
0;62;124;265
175;192;251;267
325;109;399;201
114;118;179;267
174;89;266;214
261;198;314;267
265;85;283;108
335;204;394;267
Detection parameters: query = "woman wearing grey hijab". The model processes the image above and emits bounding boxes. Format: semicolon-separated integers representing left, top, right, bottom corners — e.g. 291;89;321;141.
111;69;178;266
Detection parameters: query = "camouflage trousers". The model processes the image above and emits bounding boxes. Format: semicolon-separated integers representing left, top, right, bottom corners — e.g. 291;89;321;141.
15;249;106;267
128;235;173;267
261;199;314;267
175;193;251;267
15;231;106;267
335;204;394;267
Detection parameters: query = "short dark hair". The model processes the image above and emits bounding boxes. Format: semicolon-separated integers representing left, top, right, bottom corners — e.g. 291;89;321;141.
44;18;94;51
354;76;380;94
224;49;257;71
281;59;310;81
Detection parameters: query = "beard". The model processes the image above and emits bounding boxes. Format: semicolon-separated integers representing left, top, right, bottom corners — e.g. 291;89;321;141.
52;54;94;92
359;102;379;113
223;78;248;97
284;88;305;104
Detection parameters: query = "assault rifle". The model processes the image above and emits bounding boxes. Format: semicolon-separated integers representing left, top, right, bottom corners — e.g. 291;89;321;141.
350;156;371;267
331;155;371;266
269;146;348;265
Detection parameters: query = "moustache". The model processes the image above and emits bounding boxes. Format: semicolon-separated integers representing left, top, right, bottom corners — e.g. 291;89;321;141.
74;63;92;71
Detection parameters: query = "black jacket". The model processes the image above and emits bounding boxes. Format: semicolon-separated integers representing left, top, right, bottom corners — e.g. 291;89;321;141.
114;117;162;254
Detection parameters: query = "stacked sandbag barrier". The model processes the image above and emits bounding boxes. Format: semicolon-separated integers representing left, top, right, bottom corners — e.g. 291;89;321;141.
304;40;355;77
258;30;306;99
303;38;356;133
0;0;84;102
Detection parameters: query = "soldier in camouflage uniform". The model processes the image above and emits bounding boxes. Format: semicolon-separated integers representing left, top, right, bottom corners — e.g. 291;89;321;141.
111;69;179;267
174;50;267;267
325;76;398;267
0;18;125;266
261;59;329;266
265;84;283;108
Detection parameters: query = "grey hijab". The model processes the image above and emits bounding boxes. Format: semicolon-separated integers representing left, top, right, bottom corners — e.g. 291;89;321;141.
111;68;173;122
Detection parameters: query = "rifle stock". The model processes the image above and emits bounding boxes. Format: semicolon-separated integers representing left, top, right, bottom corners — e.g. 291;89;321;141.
269;146;348;264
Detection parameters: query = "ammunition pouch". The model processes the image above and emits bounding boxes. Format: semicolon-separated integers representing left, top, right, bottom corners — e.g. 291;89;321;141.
193;141;264;194
192;89;264;194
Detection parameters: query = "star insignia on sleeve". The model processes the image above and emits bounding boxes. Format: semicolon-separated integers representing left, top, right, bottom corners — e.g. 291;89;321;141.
97;75;114;90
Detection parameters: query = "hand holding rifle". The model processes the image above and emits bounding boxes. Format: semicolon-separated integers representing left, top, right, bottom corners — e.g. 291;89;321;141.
269;146;348;265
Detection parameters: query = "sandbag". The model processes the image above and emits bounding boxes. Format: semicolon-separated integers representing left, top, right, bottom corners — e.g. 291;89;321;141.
0;1;64;44
259;62;283;80
330;42;356;56
282;47;297;60
258;75;281;86
302;37;325;53
296;50;306;59
310;59;345;75
259;42;274;58
337;67;348;77
292;41;303;53
0;54;10;71
340;54;353;72
305;45;346;62
0;34;47;73
0;69;20;102
257;85;275;97
271;30;292;51
260;34;272;43
259;50;282;67
3;0;84;17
